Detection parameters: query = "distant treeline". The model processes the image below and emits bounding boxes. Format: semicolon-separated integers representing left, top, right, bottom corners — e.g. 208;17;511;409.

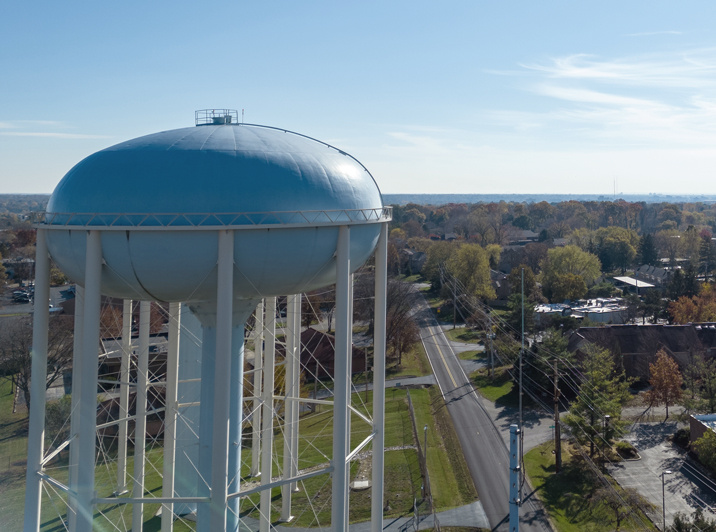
384;193;716;206
0;194;49;215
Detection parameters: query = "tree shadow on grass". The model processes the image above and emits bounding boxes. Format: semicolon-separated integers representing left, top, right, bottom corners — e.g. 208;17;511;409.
535;457;601;525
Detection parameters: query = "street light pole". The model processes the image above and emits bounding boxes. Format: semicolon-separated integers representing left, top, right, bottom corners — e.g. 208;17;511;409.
423;424;430;505
662;469;672;531
424;424;428;464
602;414;611;471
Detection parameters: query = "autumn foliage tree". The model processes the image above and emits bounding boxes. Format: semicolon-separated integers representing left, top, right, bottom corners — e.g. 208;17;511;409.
645;350;683;420
446;243;495;300
669;283;716;323
540;245;601;302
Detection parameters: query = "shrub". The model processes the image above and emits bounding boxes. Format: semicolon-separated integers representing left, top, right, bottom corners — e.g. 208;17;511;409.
615;440;637;458
673;428;690;448
694;430;716;471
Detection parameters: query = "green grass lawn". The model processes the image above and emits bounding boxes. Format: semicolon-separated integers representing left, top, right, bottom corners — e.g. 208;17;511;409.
0;379;35;531
237;386;472;526
444;327;482;344
407;387;477;509
386;340;432;379
524;442;656;531
457;349;486;362
1;377;473;530
470;366;517;406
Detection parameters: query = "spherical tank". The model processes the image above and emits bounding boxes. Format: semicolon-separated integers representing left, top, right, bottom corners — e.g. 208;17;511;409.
45;123;384;302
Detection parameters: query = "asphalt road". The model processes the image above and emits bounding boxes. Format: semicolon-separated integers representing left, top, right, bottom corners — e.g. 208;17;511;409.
415;296;552;532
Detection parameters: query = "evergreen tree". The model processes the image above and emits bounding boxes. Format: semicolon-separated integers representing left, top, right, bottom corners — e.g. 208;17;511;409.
684;263;699;297
700;230;716;279
528;328;573;395
639;288;663;324
564;345;631;457
506;265;542;334
667;268;685;300
638;233;658;266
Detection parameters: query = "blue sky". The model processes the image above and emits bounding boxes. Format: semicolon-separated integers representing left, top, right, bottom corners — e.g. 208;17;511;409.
3;1;716;195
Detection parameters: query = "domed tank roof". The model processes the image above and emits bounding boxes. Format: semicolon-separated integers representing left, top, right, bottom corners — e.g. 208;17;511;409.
47;124;382;217
44;122;388;303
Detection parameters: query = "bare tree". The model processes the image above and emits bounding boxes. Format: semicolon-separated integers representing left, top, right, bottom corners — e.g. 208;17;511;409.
350;269;421;367
0;315;74;412
301;291;323;329
100;303;123;338
385;279;420;366
353;267;376;333
594;485;653;531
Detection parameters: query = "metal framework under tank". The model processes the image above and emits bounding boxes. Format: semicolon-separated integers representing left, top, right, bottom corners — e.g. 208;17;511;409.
23;212;390;532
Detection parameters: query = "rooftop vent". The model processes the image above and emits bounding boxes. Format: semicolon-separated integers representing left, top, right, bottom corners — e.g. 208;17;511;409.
195;109;239;126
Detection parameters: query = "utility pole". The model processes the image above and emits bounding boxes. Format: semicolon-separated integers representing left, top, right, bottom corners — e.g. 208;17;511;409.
452;277;457;330
509;424;520;532
519;268;525;499
488;313;495;379
553;358;561;473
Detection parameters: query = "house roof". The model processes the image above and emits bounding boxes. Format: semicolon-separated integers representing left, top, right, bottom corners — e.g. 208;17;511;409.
613;276;655;289
568;323;716;356
694;414;716;431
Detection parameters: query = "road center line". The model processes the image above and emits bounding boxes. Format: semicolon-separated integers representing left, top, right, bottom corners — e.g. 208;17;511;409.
431;326;458;389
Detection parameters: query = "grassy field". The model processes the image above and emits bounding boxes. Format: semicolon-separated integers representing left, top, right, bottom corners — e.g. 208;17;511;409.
524;441;656;531
408;387;477;509
1;377;474;530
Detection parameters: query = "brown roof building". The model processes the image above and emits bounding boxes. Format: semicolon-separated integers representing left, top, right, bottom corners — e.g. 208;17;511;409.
568;323;716;380
275;327;367;381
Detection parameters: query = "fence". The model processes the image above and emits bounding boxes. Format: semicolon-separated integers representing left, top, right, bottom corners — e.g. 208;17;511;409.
405;389;440;531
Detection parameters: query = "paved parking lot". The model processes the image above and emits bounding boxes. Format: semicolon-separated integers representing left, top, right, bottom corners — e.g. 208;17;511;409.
609;421;716;529
0;284;70;315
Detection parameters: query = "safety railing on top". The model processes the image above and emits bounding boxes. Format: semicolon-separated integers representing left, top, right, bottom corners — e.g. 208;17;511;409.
34;206;392;229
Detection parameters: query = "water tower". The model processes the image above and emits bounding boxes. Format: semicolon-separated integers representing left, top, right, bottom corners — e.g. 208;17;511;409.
24;110;391;531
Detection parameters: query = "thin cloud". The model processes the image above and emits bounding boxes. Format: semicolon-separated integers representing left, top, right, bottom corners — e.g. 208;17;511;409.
626;30;683;37
534;84;659;107
496;48;716;149
0;119;109;139
13;120;64;126
626;30;682;37
522;50;716;88
0;131;110;139
0;120;109;139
